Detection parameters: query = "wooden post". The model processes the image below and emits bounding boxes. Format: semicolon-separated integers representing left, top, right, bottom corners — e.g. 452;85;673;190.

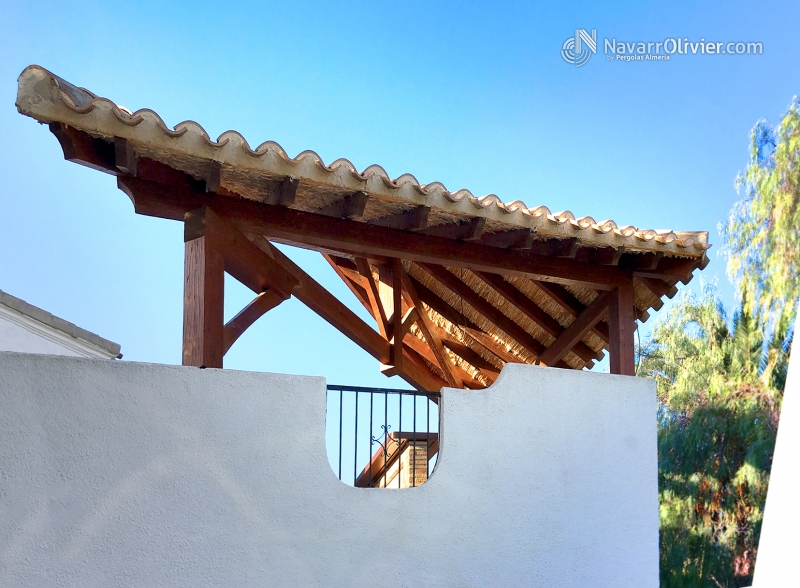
608;279;636;375
183;224;225;368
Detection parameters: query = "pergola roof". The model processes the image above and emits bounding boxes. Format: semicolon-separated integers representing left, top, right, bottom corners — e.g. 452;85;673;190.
16;65;710;389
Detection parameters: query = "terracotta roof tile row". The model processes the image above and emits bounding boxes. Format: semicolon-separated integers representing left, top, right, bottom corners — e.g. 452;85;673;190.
16;65;709;257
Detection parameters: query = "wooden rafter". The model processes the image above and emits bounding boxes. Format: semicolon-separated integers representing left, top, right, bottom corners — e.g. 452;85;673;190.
473;271;603;363
538;292;611;367
396;263;462;388
406;274;572;370
531;279;611;343
252;240;444;391
416;263;548;359
355;258;390;338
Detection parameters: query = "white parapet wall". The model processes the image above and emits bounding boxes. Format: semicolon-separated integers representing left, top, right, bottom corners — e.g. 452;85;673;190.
0;352;658;587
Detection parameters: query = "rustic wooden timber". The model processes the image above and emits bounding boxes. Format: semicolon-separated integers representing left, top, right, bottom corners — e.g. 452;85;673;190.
397;263;462;387
116;174;637;289
369;206;431;232
223;290;285;354
316;192;369;220
205;160;222;193
480;229;534;250
322;254;372;311
355;258;390;338
420;217;485;241
472;271;603;363
42;122;710;387
389;259;406;369
416;263;548;358
608;280;636;376
183;230;225;368
639;276;679;300
538;292;610;367
531;279;611;343
268;176;299;207
114;137;137;176
184;207;298;300
251;238;444;391
52;123;706;288
403;334;484;389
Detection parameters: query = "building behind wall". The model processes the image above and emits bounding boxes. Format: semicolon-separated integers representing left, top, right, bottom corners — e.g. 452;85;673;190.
0;288;121;359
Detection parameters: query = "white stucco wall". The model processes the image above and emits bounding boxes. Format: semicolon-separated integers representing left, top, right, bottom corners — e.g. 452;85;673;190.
0;353;658;587
752;317;799;587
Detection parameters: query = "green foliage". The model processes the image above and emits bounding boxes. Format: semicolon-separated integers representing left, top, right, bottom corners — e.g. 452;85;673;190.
644;97;799;586
639;287;789;587
722;97;800;331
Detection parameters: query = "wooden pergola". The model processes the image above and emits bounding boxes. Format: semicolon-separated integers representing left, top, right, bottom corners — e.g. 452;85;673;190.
16;66;710;390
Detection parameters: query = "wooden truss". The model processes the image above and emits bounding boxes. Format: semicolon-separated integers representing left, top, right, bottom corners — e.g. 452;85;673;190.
45;123;705;389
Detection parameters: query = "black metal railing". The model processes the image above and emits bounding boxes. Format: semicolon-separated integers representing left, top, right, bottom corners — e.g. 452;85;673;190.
326;385;441;488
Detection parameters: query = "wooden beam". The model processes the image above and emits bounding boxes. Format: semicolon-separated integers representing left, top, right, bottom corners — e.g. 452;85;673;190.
531;279;610;343
463;329;521;364
222;290;285;354
638;276;679;300
407;276;526;366
472;271;602;363
480;229;534;250
420;217;485;241
184;207;298;300
205;160;221;193
114;136;137;176
265;176;299;207
59;126;695;290
251;238;442;391
588;247;624;266
369;206;431;232
522;238;577;257
118;175;629;289
403;335;484;389
389;259;405;370
355;258;389;337
608;280;636;376
397;264;462;387
316;192;369;219
322;254;373;315
538;292;610;367
634;256;700;284
183;232;225;368
50;123;116;173
416;263;548;358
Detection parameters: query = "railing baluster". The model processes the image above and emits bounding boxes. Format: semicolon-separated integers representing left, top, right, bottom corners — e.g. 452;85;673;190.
398;391;402;488
383;391;388;489
426;393;430;479
326;385;440;489
338;389;343;481
413;392;417;487
353;391;359;485
369;391;374;488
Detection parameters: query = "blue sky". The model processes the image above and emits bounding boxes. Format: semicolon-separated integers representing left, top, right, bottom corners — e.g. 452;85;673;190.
1;0;797;386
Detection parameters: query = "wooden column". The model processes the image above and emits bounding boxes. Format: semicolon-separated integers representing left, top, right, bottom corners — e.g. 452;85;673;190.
608;279;636;375
183;231;225;368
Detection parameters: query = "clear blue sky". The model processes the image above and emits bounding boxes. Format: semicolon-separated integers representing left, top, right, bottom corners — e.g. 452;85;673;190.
1;0;797;386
